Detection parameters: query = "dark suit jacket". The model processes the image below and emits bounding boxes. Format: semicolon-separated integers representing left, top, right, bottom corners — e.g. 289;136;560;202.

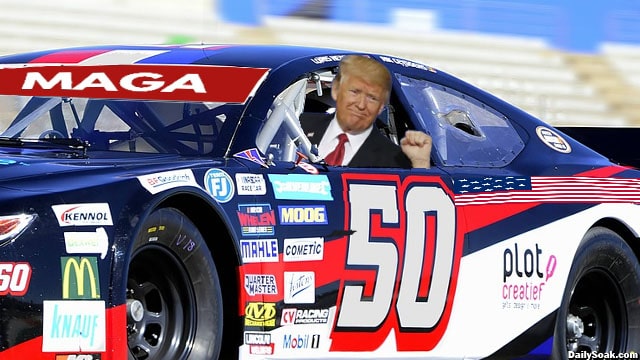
300;113;412;168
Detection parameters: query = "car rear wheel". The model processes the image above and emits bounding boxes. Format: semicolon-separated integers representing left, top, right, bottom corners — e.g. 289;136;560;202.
127;207;223;359
552;227;640;359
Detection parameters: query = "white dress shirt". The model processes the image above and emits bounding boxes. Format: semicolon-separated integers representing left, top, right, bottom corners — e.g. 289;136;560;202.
317;117;373;166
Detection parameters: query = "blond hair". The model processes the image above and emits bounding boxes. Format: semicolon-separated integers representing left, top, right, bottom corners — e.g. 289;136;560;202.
334;55;391;102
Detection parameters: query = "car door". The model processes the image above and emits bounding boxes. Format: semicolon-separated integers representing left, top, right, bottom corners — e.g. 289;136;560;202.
233;65;473;357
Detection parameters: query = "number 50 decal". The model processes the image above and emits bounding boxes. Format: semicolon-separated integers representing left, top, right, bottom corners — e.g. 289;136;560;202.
331;175;462;352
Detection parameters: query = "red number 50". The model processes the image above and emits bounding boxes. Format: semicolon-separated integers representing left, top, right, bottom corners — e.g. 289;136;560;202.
332;178;459;352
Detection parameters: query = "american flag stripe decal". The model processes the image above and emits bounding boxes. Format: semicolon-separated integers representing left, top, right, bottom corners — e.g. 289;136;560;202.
454;176;640;205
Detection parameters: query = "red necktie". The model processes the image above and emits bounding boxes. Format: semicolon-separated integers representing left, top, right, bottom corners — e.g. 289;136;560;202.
324;133;348;166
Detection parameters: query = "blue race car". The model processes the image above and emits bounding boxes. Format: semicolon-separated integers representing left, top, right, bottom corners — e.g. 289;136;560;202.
0;44;638;360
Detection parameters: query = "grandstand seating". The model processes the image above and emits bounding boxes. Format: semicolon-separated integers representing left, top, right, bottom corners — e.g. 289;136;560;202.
0;0;638;126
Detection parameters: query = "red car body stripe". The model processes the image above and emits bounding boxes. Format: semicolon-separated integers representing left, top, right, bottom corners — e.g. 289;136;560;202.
29;50;113;63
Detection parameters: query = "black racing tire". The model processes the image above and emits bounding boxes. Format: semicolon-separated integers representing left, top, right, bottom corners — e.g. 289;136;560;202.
552;226;640;359
127;207;223;360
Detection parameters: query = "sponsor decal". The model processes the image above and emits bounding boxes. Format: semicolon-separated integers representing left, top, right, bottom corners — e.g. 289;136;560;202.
502;242;557;311
244;332;275;356
281;308;330;325
284;271;315;304
278;205;327;225
244;331;271;345
0;262;32;296
0;64;269;103
235;173;267;195
283;237;324;262
233;148;268;168
282;333;320;349
138;169;199;195
64;227;109;259
296;161;319;175
268;174;332;201
236;204;275;236
244;302;277;327
244;274;278;296
310;55;344;64
204;168;235;203
240;239;279;263
249;344;275;355
55;355;101;360
42;300;106;352
52;203;113;227
536;126;571;153
0;158;27;166
61;257;100;299
380;56;433;71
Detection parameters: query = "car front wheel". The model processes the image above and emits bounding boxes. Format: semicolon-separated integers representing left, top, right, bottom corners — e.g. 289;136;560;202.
553;226;640;359
127;207;223;359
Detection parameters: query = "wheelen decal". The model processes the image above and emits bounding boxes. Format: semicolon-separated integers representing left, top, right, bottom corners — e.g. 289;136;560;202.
267;174;332;200
240;239;279;263
536;126;571;153
51;203;113;227
0;262;32;296
235;173;267;195
281;308;330;325
283;237;324;262
244;274;278;296
284;271;315;304
42;300;106;352
138;169;199;195
332;173;463;352
233;148;268;168
278;205;327;225
245;332;274;356
55;355;101;360
244;302;277;327
64;227;109;259
237;204;275;236
0;64;269;103
502;242;557;311
204;168;235;203
60;256;100;299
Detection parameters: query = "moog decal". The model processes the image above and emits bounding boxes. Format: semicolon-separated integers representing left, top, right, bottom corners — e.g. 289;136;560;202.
331;174;463;352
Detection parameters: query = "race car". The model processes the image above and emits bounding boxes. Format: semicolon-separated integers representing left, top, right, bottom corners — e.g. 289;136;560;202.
0;44;638;360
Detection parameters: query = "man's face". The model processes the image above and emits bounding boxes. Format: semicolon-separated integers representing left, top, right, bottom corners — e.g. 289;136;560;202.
332;74;386;134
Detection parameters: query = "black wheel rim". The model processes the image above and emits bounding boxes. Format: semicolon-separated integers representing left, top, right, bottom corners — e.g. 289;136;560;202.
566;269;627;353
127;245;196;359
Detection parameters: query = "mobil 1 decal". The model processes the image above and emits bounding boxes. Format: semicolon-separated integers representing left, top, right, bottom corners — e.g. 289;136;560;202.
331;173;464;351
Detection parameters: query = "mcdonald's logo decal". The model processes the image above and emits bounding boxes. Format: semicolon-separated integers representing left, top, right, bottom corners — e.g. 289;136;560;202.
60;256;100;299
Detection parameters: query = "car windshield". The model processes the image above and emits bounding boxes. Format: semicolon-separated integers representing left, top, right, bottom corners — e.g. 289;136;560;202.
397;74;525;167
0;95;242;155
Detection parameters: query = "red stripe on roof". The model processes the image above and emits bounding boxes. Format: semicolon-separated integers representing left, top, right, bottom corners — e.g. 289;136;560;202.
30;50;112;63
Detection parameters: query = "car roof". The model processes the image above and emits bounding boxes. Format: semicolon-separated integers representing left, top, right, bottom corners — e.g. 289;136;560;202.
0;44;355;69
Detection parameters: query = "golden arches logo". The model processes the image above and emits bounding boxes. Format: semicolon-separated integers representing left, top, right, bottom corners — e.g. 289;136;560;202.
61;256;100;299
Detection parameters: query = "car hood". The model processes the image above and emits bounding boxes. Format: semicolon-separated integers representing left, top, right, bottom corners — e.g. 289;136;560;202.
0;152;191;190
